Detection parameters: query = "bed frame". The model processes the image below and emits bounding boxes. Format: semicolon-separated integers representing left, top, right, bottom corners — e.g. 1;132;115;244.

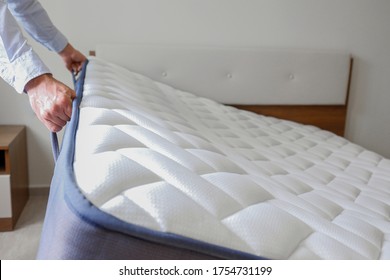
90;45;352;136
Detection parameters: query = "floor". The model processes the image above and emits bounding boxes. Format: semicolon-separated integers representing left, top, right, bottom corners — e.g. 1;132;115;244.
0;194;48;260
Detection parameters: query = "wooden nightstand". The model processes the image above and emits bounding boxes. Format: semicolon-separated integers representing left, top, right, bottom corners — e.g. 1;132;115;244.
0;126;29;231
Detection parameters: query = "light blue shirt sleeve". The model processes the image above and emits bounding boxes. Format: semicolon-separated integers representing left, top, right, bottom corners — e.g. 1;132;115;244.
7;0;68;53
0;0;68;93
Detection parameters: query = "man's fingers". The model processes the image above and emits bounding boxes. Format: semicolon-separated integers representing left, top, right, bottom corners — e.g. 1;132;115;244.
71;62;82;73
59;43;87;74
69;88;76;99
64;100;73;119
44;119;63;133
40;105;69;125
35;109;65;133
56;87;75;118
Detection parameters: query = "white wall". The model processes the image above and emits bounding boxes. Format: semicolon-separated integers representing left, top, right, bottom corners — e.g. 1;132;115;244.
1;0;389;188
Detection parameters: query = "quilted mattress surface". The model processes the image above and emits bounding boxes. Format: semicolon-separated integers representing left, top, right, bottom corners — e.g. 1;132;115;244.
73;57;390;259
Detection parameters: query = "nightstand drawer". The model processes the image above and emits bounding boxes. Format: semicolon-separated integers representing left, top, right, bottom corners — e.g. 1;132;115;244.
0;126;29;231
0;175;12;218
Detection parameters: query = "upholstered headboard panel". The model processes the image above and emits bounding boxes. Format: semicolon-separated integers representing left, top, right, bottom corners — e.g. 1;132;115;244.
93;44;352;135
95;44;351;106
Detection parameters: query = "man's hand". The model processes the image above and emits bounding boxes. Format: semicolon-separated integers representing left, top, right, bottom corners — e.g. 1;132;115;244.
25;44;85;132
25;74;76;132
59;43;87;74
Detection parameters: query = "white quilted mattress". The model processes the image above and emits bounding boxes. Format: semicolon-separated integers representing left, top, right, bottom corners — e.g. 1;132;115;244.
73;57;390;259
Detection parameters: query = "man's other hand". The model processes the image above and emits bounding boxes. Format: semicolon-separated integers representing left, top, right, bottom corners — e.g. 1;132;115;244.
59;43;87;74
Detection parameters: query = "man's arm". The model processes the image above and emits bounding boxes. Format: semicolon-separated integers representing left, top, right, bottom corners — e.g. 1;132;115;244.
1;0;86;132
7;0;68;53
7;0;86;73
0;1;76;132
0;1;50;93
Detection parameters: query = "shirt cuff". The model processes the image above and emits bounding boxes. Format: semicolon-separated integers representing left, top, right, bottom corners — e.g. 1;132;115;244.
12;48;51;93
46;30;68;53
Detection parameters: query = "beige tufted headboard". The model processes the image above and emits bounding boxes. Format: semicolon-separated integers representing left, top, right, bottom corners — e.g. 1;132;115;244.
92;44;353;136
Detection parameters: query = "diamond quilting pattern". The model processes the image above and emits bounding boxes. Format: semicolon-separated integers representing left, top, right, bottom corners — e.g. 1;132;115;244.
73;58;390;259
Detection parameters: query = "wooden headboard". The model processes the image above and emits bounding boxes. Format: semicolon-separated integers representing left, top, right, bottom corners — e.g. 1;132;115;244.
90;44;352;136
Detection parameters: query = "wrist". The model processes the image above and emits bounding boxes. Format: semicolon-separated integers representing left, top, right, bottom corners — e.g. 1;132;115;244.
59;43;73;57
24;74;53;93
